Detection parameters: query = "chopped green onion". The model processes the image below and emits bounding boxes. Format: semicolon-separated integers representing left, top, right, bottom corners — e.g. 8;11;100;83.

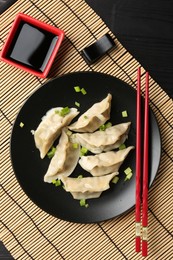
55;107;70;117
112;176;119;184
74;86;81;92
47;146;56;159
84;115;88;119
20;122;24;128
79;199;89;208
75;101;80;107
52;179;61;186
77;175;83;179
60;107;70;117
122;110;128;117
99;122;112;131
80;199;86;206
81;88;87;95
124;167;132;175
55;179;61;186
80;147;88;156
124;167;133;181
99;124;106;131
124;172;133;181
74;86;87;95
73;143;79;149
119;143;126;150
105;122;112;128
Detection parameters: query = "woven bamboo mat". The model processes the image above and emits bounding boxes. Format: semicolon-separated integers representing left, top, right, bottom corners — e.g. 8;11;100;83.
1;0;172;259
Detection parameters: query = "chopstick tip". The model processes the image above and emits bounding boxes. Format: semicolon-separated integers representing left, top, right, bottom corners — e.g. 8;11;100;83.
142;240;148;257
135;237;141;252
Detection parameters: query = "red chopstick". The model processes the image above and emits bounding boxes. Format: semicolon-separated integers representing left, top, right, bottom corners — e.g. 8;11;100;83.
142;72;149;257
135;67;141;252
135;69;149;257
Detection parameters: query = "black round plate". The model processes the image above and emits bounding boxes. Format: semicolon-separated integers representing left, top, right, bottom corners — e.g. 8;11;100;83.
10;72;161;223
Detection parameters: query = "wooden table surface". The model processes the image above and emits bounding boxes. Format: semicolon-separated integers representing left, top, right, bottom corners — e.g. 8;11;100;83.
87;0;173;98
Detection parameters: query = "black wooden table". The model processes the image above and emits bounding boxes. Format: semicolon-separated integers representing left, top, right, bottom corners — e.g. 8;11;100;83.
87;0;173;98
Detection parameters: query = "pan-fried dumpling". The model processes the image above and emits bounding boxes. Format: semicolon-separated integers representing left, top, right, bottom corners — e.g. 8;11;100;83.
34;107;79;159
79;146;134;176
61;172;118;200
71;191;102;200
69;93;112;132
72;122;131;154
44;129;80;183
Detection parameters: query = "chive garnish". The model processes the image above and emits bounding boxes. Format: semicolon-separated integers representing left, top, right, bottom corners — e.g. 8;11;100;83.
52;179;61;186
74;86;81;92
81;88;87;95
99;124;106;131
80;199;89;207
20;122;24;128
73;143;79;149
74;86;87;95
75;101;80;107
47;146;56;159
122;110;128;117
119;144;126;150
60;107;70;117
55;107;70;117
124;167;132;175
99;122;112;131
105;122;112;128
80;147;88;156
112;176;119;184
124;172;133;181
80;199;85;206
124;167;133;181
55;180;61;186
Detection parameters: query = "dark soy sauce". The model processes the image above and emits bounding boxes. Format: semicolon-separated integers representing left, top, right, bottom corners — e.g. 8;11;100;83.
7;22;58;72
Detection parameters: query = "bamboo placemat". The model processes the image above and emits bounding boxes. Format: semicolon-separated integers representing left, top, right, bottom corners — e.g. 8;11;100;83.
1;0;172;259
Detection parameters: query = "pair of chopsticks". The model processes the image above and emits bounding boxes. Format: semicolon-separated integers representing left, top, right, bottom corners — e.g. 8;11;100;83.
135;67;149;257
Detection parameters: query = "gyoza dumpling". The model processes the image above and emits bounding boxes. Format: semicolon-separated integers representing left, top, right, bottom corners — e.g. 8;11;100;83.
34;107;79;158
69;93;112;132
71;191;102;200
61;172;118;200
72;122;131;154
79;146;134;176
44;129;80;183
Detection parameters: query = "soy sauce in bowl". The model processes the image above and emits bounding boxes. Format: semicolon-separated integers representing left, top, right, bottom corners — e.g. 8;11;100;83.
0;13;65;78
6;22;58;73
